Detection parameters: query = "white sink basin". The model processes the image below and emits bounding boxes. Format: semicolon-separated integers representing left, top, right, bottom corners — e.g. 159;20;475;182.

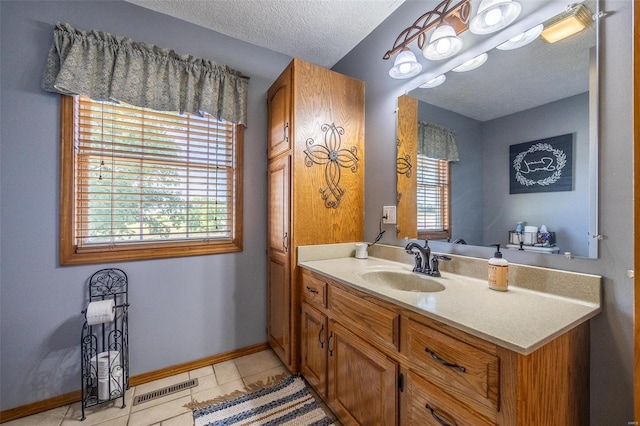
357;270;446;293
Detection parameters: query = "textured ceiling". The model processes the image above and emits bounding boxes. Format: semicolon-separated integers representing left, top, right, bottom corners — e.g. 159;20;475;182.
125;0;405;68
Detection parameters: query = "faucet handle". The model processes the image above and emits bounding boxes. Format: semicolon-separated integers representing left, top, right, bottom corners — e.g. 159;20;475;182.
429;255;451;277
411;253;423;273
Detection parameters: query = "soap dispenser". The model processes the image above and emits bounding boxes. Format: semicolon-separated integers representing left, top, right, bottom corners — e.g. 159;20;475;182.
488;244;508;291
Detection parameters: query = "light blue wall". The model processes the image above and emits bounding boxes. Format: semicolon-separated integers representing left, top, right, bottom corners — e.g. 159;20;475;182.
0;0;291;411
333;0;634;424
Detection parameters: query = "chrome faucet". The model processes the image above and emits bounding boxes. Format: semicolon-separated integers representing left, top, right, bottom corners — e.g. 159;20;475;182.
405;240;431;274
406;240;451;276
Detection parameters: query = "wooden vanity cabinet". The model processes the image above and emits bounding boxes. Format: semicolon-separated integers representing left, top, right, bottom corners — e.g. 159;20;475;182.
404;317;499;420
401;307;589;426
328;320;398;425
267;65;292;159
300;272;329;398
266;59;364;372
299;267;590;426
401;367;494;426
300;302;328;398
267;155;291;366
300;269;398;425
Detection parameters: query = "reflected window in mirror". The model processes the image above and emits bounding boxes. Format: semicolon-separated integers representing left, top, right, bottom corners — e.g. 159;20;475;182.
416;120;457;241
417;155;451;240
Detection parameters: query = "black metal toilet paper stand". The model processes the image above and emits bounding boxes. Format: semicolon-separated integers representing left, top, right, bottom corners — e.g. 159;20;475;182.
80;268;129;420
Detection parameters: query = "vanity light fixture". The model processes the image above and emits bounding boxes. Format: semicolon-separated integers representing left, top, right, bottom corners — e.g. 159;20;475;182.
540;3;593;44
383;0;472;63
423;24;464;60
452;52;488;72
419;74;446;89
388;48;423;79
469;0;522;35
382;0;523;78
496;24;543;50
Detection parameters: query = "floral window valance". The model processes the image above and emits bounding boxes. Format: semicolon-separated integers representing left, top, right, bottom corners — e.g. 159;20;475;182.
417;121;459;161
41;22;250;126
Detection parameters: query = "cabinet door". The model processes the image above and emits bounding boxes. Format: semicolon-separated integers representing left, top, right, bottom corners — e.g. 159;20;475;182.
267;64;291;159
267;155;291;365
300;302;328;399
328;320;398;425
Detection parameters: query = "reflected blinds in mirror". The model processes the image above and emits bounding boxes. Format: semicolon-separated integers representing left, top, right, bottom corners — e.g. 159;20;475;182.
417;155;451;240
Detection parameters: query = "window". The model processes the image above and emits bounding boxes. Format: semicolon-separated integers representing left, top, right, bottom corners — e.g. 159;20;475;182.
417;154;451;240
60;95;243;265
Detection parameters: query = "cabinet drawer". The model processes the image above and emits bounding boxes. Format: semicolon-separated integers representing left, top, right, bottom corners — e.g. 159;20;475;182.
406;319;499;417
405;370;494;426
301;271;327;308
329;285;399;351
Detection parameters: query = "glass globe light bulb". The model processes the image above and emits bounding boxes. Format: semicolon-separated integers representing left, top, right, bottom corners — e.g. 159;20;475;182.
484;8;503;26
436;38;451;54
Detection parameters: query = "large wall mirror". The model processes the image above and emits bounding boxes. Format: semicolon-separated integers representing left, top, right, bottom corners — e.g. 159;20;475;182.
396;0;599;258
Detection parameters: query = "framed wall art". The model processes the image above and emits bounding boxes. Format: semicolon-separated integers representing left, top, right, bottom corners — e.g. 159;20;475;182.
509;134;573;194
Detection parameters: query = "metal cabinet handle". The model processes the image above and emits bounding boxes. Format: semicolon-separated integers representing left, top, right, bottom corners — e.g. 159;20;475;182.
284;122;289;143
282;232;288;253
424;347;466;373
328;331;334;356
306;286;319;295
425;404;457;426
318;323;325;348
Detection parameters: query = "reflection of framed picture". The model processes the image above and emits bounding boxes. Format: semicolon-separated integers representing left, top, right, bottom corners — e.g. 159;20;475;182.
509;134;573;194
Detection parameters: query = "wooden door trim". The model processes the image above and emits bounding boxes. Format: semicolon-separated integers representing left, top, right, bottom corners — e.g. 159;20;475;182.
634;0;639;421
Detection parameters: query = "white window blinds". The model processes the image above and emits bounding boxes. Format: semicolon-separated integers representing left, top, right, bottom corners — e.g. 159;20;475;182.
73;95;237;247
417;154;450;234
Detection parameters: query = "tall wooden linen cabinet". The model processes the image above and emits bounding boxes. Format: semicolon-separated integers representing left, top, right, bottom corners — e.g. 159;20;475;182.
267;59;365;371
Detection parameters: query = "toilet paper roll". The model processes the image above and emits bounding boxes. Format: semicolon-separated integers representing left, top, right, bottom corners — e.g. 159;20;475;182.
86;299;115;326
97;365;123;400
91;351;121;380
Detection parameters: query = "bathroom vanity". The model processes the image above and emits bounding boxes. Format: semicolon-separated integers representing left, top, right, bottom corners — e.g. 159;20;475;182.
297;244;601;426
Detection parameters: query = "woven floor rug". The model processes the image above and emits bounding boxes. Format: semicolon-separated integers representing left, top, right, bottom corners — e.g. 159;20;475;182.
186;374;335;426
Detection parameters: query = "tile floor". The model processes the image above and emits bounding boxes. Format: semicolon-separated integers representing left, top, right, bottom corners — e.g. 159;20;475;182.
5;349;336;426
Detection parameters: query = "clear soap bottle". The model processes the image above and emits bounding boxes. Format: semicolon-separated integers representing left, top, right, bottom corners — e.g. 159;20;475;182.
488;244;508;291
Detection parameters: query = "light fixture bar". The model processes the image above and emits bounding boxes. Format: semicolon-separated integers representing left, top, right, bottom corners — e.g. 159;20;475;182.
383;0;471;60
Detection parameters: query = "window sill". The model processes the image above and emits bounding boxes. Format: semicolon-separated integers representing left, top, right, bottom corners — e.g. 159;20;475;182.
60;239;242;265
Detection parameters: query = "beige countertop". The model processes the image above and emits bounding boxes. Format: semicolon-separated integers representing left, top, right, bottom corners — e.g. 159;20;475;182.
298;251;601;355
